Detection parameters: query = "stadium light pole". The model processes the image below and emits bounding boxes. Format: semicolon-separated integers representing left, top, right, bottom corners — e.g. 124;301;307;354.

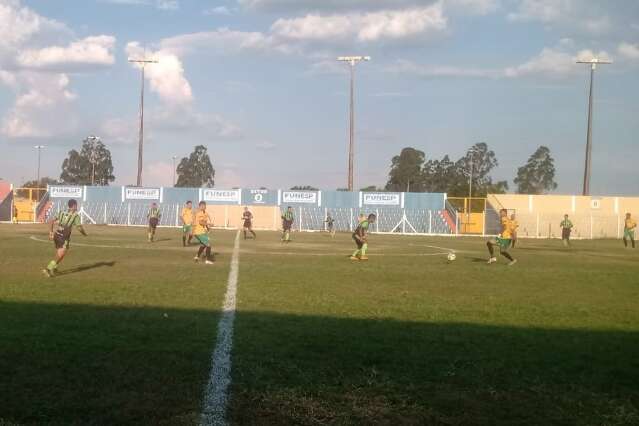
34;145;45;184
128;56;158;187
172;156;177;187
337;56;370;192
576;57;611;196
87;136;101;186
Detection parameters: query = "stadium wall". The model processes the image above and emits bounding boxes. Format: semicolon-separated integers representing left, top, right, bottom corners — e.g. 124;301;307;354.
489;194;639;239
43;185;453;235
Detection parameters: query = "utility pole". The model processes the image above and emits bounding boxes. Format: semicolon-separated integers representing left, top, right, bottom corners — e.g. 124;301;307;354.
34;145;44;184
87;136;101;186
576;57;611;196
172;156;177;187
128;55;158;187
337;56;370;191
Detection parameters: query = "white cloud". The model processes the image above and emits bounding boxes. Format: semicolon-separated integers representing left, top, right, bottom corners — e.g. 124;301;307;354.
159;28;293;56
100;0;180;10
144;161;175;186
100;116;138;145
387;59;503;78
271;4;447;43
204;6;233;16
390;45;613;80
16;35;116;71
255;140;276;150
508;0;612;35
150;106;243;140
618;42;639;61
0;1;117;140
156;0;179;10
126;42;193;104
1;72;77;138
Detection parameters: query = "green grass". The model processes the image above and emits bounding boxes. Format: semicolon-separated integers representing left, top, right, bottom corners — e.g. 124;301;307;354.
1;224;639;425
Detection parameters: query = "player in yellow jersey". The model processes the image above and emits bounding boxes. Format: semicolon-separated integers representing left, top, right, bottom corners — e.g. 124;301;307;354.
181;201;194;247
623;212;636;249
487;209;517;266
510;213;519;248
193;201;214;264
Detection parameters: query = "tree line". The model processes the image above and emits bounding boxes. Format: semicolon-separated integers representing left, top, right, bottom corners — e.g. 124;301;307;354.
21;138;216;189
382;143;557;196
22;137;556;196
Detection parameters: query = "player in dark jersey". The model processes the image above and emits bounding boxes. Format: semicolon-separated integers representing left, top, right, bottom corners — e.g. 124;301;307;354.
242;207;257;240
325;212;336;237
281;206;294;243
147;203;161;242
43;199;87;277
351;213;376;261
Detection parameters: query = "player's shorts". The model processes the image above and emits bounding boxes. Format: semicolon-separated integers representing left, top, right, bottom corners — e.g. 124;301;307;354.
624;229;635;239
282;220;293;231
243;220;252;229
149;218;159;229
496;237;511;250
561;228;571;240
182;224;192;234
352;234;364;249
53;231;70;249
194;234;210;246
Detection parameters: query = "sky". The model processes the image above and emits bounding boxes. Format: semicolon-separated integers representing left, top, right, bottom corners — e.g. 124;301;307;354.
0;0;637;195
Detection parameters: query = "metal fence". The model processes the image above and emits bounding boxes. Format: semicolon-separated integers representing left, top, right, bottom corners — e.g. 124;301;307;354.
45;202;456;235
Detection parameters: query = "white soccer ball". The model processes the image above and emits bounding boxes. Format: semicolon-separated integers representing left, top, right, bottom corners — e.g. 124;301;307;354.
447;252;456;262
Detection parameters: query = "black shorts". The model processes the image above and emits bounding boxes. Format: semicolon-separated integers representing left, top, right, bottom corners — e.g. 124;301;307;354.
243;220;252;229
149;218;159;229
562;229;571;239
53;232;70;249
353;234;364;249
283;221;293;231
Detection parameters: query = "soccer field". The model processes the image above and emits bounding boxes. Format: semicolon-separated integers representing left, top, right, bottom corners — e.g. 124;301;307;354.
1;224;638;425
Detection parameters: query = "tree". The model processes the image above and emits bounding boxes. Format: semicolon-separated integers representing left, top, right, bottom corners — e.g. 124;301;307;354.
360;185;384;192
175;145;215;188
290;185;318;191
385;147;426;192
60;137;115;186
452;143;508;197
336;188;349;192
16;177;59;198
513;146;557;194
423;155;461;193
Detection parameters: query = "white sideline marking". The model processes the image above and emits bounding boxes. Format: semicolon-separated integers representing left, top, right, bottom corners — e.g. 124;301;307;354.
200;230;241;426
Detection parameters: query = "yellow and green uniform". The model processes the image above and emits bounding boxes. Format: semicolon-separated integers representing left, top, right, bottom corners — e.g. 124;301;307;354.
53;210;81;249
194;210;211;246
282;210;294;230
181;207;193;233
625;218;636;239
496;217;512;249
352;220;370;257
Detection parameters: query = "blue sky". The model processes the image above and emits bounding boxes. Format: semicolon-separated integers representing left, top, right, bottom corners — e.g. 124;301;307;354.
0;0;638;194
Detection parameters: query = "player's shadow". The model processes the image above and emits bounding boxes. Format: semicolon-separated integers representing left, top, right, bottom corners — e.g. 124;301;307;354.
55;261;116;276
152;238;172;243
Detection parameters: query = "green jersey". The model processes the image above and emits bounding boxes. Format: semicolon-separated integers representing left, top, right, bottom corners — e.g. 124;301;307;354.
148;207;161;219
560;219;573;229
55;210;81;239
354;220;369;238
282;211;294;222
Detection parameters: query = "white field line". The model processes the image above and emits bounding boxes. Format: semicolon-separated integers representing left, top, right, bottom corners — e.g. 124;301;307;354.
200;230;241;426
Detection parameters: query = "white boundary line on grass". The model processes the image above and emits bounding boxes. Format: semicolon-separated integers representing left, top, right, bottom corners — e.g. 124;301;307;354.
200;230;241;426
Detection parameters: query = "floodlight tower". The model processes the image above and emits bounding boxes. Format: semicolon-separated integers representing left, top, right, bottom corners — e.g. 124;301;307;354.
337;56;370;192
576;57;611;196
34;145;45;184
128;55;158;187
86;135;101;185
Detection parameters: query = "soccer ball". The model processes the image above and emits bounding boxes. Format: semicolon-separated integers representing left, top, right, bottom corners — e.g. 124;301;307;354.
447;252;456;262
